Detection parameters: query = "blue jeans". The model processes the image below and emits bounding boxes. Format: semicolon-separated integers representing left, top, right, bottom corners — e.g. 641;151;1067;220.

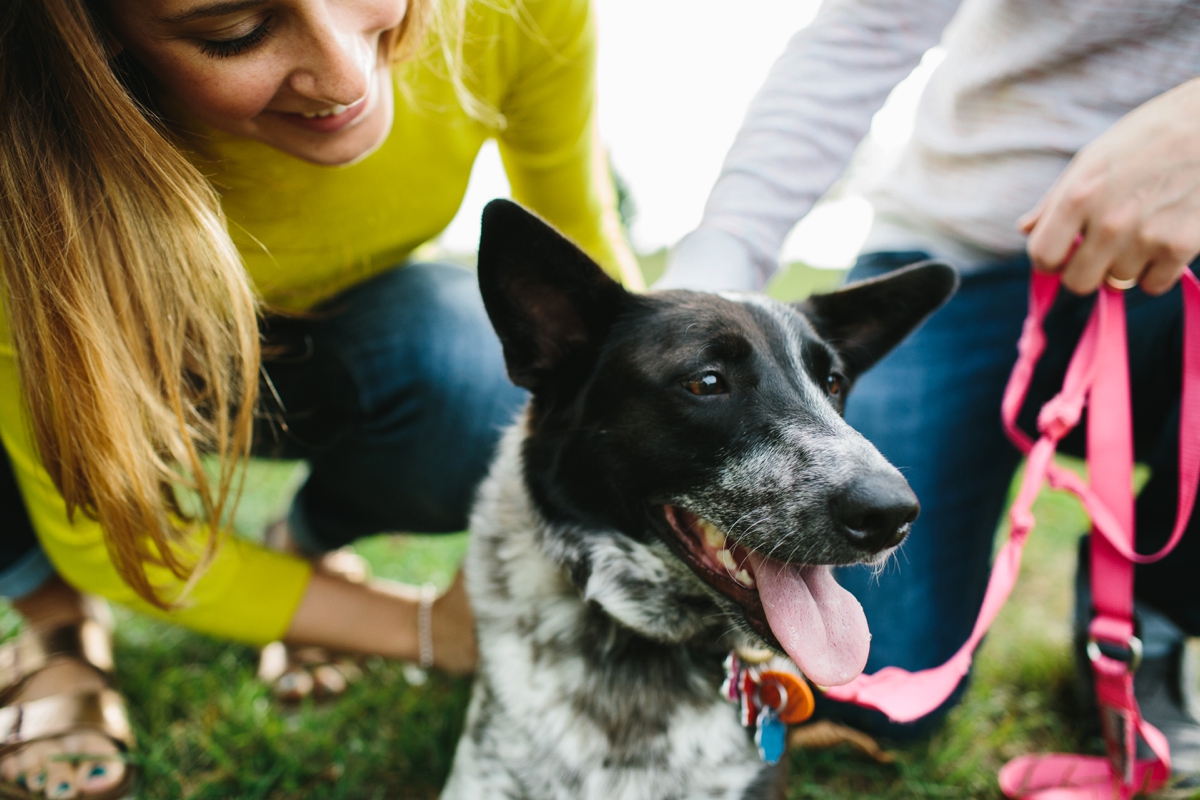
255;262;529;551
818;251;1196;740
0;262;529;595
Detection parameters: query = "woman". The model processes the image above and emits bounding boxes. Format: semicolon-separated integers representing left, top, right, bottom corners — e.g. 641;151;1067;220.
0;0;639;795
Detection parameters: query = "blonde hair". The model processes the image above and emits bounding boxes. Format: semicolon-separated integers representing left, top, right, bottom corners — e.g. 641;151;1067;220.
413;0;546;132
0;0;430;608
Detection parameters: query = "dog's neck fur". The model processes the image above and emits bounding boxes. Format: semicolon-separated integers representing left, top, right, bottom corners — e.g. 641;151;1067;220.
443;419;781;800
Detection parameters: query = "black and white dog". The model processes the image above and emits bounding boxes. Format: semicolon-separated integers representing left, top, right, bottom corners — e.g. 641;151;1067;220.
442;200;957;799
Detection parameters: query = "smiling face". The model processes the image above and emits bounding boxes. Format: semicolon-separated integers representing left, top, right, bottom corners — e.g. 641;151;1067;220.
102;0;408;165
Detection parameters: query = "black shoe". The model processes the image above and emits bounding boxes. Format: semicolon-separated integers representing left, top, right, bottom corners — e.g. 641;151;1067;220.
1135;644;1200;787
1073;535;1200;786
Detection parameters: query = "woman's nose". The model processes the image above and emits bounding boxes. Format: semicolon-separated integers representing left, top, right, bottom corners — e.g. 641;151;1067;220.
287;14;376;106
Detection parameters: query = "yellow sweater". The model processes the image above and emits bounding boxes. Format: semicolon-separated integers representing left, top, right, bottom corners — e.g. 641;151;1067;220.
0;0;635;643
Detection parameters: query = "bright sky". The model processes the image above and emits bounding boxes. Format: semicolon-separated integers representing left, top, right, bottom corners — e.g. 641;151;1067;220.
437;0;940;270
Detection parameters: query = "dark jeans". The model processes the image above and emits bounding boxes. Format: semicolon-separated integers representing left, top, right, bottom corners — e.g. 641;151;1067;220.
818;251;1196;740
0;262;529;592
254;262;529;551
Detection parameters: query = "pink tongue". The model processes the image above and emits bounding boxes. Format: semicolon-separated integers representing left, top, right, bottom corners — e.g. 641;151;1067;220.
746;553;870;686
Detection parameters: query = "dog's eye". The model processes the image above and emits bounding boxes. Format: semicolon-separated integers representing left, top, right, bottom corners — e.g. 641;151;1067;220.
826;372;844;397
683;371;727;396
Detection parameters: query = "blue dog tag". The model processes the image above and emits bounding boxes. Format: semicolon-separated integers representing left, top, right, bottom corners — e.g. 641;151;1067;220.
755;708;786;764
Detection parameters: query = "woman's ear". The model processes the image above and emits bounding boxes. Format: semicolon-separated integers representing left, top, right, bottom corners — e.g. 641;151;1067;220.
794;261;959;379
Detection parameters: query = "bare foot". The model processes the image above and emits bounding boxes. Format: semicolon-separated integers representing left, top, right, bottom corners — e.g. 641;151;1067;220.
0;660;126;798
4;580;128;798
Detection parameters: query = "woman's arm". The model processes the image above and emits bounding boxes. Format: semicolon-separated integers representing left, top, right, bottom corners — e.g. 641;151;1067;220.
3;341;473;668
0;335;312;644
285;568;475;672
660;0;962;291
492;0;642;288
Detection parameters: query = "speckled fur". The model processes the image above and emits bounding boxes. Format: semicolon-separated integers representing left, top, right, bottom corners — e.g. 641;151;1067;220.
440;200;957;800
443;421;781;800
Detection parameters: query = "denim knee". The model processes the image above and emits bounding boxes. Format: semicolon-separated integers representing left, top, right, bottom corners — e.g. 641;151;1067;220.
273;262;528;548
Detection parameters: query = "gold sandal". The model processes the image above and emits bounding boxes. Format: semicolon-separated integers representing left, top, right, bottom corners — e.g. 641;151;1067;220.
0;620;135;799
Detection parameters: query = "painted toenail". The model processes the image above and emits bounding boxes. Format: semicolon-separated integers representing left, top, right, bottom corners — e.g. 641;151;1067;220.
88;764;107;778
50;779;70;797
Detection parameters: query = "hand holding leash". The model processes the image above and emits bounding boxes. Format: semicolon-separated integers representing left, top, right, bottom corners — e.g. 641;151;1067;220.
1018;76;1200;296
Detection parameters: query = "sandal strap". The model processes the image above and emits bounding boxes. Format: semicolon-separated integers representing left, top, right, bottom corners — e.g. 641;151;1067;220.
0;621;113;700
0;689;133;759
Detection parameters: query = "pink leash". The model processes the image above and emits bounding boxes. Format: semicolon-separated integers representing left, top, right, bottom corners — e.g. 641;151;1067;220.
825;266;1200;798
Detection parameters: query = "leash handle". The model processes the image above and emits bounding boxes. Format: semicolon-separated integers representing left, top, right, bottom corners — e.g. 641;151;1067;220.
1004;272;1200;567
825;268;1200;772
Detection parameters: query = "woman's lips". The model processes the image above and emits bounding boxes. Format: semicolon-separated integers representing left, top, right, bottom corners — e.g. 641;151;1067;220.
275;91;372;134
277;98;368;133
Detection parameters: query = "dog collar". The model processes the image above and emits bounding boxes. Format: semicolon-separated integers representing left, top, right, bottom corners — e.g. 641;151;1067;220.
722;652;815;764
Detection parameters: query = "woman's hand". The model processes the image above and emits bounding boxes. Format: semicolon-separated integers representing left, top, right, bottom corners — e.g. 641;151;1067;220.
1018;77;1200;296
285;569;478;674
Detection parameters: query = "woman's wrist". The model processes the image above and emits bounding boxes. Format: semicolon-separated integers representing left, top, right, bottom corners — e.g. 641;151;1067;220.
284;572;420;661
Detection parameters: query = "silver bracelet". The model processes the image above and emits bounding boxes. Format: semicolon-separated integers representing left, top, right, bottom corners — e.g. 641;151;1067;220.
418;582;437;670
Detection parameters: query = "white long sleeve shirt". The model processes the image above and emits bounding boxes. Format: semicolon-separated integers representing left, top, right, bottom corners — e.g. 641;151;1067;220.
661;0;1200;290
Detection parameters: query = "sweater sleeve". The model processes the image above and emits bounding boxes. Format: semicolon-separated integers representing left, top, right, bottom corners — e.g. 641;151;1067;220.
494;0;643;289
0;327;312;645
664;0;963;290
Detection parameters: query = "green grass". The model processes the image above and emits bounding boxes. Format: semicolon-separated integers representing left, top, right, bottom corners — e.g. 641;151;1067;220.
5;262;1190;798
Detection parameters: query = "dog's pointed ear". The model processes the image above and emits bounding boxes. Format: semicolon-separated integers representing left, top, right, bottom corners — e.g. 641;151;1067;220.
795;260;959;378
478;199;630;392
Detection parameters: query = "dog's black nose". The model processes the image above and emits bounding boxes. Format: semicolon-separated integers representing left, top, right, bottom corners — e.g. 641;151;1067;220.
831;473;919;552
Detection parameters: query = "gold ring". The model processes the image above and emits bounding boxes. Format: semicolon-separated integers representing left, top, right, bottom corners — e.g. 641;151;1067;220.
1105;275;1138;290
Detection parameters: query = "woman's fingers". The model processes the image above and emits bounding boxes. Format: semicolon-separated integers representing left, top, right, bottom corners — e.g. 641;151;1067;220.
1024;183;1086;274
1141;257;1190;296
1020;77;1200;293
1016;202;1042;236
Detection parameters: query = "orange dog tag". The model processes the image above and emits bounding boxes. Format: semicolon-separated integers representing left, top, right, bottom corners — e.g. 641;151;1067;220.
758;670;815;724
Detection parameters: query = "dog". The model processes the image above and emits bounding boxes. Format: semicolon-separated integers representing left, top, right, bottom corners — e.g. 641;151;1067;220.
441;200;957;799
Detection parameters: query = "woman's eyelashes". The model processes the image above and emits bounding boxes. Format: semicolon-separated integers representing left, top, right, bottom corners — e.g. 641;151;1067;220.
199;18;273;59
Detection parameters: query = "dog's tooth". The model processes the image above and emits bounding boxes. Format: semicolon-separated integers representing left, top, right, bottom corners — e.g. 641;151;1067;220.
716;548;738;572
734;569;755;588
700;520;726;549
